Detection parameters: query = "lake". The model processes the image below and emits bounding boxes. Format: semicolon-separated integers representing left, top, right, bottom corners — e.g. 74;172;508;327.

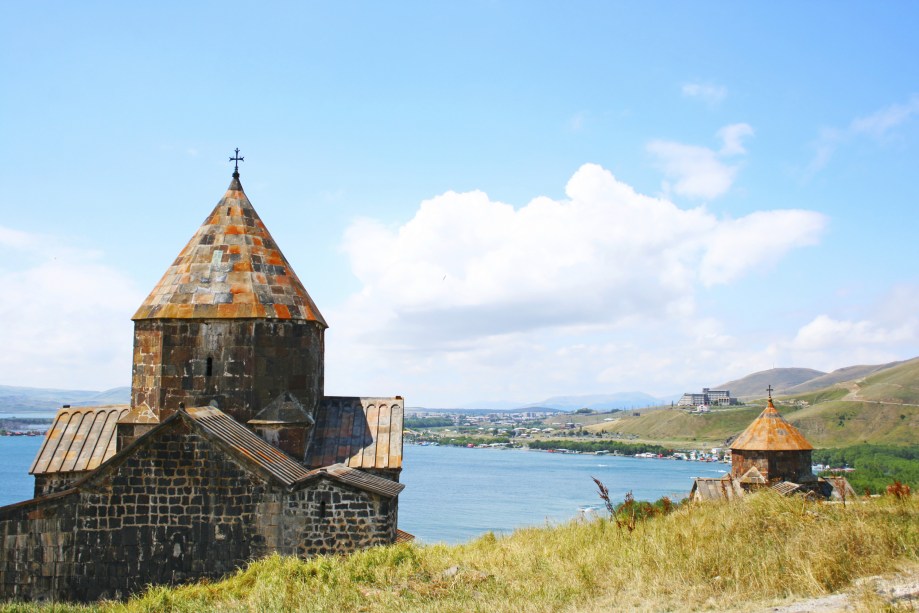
0;438;725;544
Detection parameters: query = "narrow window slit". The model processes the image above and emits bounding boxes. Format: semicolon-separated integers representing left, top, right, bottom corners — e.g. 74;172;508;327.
206;357;213;377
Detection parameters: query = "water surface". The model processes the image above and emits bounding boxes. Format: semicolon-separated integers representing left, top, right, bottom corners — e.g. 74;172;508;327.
0;438;725;543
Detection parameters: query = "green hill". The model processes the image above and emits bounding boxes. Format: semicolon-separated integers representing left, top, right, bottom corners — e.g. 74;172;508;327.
717;367;825;398
588;357;919;448
785;360;904;394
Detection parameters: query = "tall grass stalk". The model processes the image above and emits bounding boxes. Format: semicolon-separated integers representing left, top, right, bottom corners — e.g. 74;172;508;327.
4;493;917;613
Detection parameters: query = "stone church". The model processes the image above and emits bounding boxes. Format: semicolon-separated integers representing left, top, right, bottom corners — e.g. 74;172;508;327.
690;389;854;501
0;161;406;602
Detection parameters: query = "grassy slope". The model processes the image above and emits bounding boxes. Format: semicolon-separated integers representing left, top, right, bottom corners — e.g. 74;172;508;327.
4;493;916;613
586;406;761;447
848;356;919;404
716;367;825;398
582;358;919;448
785;361;903;394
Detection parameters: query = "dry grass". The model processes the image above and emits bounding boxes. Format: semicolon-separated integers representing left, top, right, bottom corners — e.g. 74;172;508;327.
3;492;918;613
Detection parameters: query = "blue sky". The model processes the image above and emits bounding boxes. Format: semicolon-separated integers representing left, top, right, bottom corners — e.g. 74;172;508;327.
1;2;917;406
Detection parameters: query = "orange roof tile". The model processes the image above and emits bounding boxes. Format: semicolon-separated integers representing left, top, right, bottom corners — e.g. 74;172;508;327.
730;399;813;451
132;174;326;325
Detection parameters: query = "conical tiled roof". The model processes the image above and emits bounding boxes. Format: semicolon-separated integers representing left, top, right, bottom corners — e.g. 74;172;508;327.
730;398;813;451
133;173;326;325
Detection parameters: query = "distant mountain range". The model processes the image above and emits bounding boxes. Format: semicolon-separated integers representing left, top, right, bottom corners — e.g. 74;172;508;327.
716;360;907;399
2;356;914;414
431;391;679;413
0;385;130;413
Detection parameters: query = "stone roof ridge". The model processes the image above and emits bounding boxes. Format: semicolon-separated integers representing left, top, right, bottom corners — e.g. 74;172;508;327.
248;392;315;426
730;398;814;452
132;174;327;325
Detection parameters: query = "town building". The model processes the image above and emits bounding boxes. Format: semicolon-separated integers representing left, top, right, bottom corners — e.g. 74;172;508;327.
677;387;737;407
0;160;406;602
690;388;853;501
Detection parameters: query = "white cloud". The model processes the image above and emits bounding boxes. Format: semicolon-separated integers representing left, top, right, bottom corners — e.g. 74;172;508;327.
681;82;727;106
717;123;755;156
793;314;915;350
325;164;826;405
699;209;824;285
808;94;919;174
759;284;919;373
647;124;753;199
851;94;919;139
0;226;143;390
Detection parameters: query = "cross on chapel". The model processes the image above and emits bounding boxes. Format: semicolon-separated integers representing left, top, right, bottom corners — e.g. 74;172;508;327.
230;148;244;175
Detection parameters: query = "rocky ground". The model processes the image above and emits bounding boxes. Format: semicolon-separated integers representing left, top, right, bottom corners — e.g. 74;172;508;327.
756;569;919;612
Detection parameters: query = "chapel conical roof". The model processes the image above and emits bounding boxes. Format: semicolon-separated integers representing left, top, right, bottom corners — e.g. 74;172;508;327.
730;398;813;451
133;173;327;325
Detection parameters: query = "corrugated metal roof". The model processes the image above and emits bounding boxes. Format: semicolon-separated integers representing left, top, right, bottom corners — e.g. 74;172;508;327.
730;400;813;452
186;408;403;496
308;397;404;470
319;463;405;498
771;481;802;496
395;529;415;543
185;406;312;486
690;476;745;502
132;175;326;325
30;406;130;475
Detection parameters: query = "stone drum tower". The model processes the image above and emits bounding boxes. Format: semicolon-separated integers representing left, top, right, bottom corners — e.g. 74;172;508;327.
130;165;327;425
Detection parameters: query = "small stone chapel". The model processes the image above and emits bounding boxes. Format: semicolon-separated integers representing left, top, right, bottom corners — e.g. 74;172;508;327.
690;387;854;501
0;157;407;602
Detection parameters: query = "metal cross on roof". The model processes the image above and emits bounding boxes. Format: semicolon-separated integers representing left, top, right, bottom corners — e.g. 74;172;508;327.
766;385;774;399
229;148;244;174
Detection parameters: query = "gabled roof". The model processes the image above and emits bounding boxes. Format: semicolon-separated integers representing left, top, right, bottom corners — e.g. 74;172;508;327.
185;406;312;486
117;404;159;425
26;404;403;500
738;466;766;485
132;174;326;325
820;476;857;500
248;392;314;426
120;406;401;496
296;464;405;498
690;475;744;501
730;399;813;452
30;405;130;475
308;397;404;470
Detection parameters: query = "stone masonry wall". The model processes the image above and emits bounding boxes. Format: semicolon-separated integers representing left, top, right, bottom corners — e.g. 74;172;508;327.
1;420;277;602
732;449;814;484
131;319;324;424
1;419;399;603
67;421;274;601
278;480;397;557
33;473;85;498
0;493;79;602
